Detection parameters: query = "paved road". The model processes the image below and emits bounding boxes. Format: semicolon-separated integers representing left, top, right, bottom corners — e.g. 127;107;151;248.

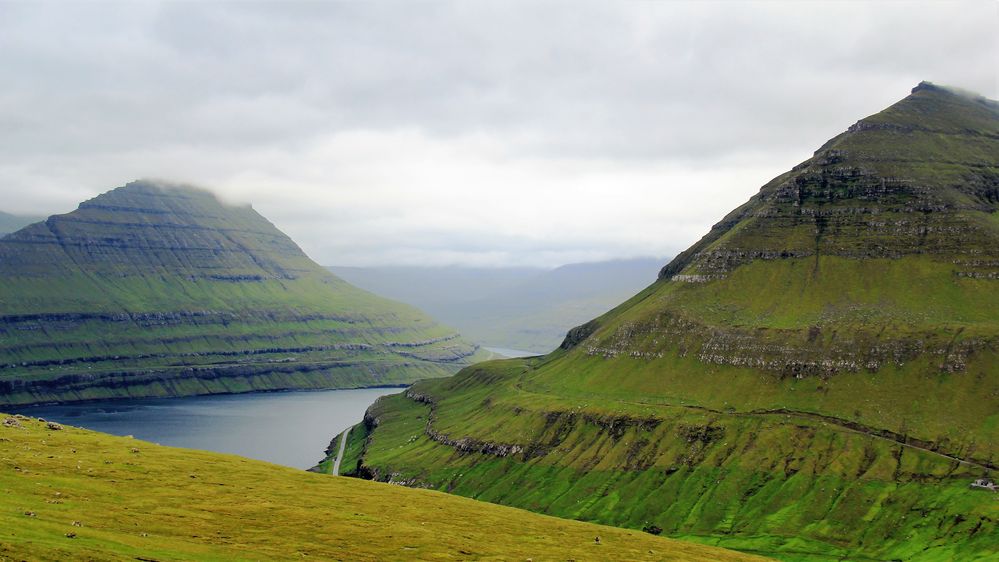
332;426;351;476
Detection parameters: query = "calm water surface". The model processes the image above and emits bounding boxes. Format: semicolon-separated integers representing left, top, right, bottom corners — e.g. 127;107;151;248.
12;387;402;469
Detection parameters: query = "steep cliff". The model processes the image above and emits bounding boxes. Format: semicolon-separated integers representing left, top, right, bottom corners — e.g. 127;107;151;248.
0;181;486;405
346;84;999;560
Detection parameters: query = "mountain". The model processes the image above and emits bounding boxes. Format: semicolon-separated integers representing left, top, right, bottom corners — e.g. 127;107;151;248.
330;258;665;353
335;83;999;560
0;181;487;406
0;415;765;561
0;210;45;236
328;265;542;307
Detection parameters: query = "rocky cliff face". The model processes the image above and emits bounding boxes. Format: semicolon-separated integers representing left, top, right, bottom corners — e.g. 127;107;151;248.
352;84;999;561
0;181;484;406
570;83;999;380
661;82;999;281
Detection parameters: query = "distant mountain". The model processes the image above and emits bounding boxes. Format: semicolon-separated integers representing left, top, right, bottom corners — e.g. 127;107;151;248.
346;83;999;560
0;181;486;406
330;258;665;353
0;211;44;236
328;265;542;312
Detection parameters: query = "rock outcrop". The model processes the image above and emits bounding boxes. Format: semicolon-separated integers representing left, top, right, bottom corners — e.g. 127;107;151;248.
351;84;999;561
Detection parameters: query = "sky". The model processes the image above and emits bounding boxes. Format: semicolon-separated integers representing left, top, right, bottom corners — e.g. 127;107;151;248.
1;1;996;268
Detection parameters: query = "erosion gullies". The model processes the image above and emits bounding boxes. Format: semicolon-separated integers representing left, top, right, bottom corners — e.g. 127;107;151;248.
342;83;999;560
0;181;487;406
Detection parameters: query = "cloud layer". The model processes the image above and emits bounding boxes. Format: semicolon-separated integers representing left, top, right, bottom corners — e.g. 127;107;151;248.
1;1;996;267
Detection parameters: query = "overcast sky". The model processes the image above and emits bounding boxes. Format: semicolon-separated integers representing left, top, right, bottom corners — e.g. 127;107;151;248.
1;1;996;268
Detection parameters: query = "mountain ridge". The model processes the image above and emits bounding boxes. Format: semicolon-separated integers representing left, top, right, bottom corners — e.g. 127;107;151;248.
659;81;999;283
0;180;487;406
341;84;999;561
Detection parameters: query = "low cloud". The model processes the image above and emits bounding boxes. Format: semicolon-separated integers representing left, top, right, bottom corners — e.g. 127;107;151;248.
1;1;995;266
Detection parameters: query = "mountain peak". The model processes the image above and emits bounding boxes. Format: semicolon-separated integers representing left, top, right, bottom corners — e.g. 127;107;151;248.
910;80;996;105
80;179;250;215
0;181;486;406
659;82;999;280
849;81;999;135
350;80;999;562
911;80;951;95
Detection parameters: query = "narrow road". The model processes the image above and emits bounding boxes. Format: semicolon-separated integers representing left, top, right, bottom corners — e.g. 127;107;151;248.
331;426;351;476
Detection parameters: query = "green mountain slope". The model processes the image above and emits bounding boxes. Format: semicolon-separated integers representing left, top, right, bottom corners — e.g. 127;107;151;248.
0;414;767;561
337;83;999;560
0;181;488;406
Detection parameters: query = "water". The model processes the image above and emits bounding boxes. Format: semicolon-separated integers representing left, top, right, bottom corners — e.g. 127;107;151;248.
484;346;540;358
10;387;402;469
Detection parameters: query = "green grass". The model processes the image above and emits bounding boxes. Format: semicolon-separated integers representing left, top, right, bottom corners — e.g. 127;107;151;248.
348;370;997;560
0;415;767;561
0;182;488;406
346;85;999;561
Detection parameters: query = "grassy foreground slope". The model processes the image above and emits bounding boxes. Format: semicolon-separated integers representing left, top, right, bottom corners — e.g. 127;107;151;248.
0;415;765;561
340;84;999;560
0;181;487;407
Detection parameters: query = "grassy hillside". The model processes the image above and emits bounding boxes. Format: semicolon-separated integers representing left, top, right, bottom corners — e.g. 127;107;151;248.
0;414;766;561
331;258;665;354
0;181;488;407
340;84;999;560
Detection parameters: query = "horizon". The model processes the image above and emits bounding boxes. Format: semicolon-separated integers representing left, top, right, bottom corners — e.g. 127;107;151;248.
1;1;996;268
0;184;669;270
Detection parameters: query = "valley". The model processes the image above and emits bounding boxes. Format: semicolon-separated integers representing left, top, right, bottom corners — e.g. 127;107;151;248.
331;258;665;354
3;4;996;561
